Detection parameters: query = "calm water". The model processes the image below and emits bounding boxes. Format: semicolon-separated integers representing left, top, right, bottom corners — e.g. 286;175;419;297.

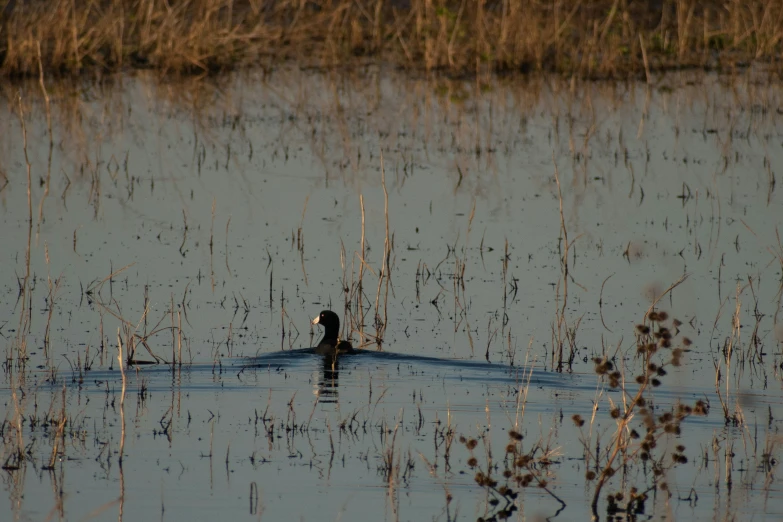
1;68;782;521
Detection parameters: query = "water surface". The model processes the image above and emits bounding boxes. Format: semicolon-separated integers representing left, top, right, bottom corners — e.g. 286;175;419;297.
1;68;782;521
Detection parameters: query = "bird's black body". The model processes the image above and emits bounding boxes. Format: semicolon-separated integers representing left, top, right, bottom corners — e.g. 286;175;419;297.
312;310;355;355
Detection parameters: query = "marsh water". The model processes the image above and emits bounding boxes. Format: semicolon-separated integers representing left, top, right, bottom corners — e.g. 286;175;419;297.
1;68;783;521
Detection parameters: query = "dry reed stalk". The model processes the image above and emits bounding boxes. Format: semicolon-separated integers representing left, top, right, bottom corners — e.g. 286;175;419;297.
714;282;744;421
643;274;689;321
210;197;216;292
225;215;232;276
226;321;233;358
249;482;260;515
298;196;309;285
551;154;569;370
372;151;391;347
638;33;651;86
511;352;535;431
94;285;175;364
177;310;183;365
7;375;25;469
340;239;348;324
170;294;176;364
117;327;127;464
85;262;135;297
358;193;366;341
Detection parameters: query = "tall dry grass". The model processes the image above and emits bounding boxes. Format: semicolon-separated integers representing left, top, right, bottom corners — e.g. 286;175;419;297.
1;0;783;78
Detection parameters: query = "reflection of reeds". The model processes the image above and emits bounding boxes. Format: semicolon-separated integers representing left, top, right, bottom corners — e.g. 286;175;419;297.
42;241;64;360
3;1;783;78
44;388;67;470
34;40;54;239
13;93;33;365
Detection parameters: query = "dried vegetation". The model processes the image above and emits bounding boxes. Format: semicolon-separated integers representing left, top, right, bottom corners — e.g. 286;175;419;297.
2;0;783;78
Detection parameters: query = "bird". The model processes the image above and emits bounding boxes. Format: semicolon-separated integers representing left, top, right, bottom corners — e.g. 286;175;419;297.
312;310;355;355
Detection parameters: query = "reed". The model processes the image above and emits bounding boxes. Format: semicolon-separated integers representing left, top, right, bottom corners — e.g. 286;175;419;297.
551;153;583;371
2;0;782;79
116;326;127;464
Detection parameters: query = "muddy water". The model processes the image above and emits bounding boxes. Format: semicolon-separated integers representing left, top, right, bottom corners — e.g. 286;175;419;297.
1;69;782;521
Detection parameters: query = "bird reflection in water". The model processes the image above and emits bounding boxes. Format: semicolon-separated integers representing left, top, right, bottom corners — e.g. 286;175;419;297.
314;353;344;403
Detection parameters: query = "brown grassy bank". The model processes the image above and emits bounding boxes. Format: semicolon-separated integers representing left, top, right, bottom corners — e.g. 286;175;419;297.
2;0;783;79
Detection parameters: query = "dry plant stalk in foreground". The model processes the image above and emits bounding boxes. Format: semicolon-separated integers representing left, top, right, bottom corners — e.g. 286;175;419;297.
2;0;783;78
466;310;710;520
576;310;708;518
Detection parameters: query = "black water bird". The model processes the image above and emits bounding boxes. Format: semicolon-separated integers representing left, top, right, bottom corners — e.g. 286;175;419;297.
312;310;355;355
